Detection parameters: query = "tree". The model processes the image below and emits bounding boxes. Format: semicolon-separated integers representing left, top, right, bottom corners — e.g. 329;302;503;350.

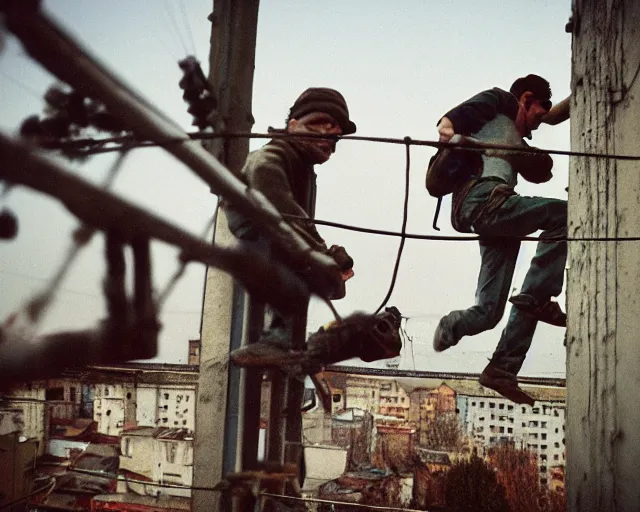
444;456;509;512
487;442;543;512
420;412;466;451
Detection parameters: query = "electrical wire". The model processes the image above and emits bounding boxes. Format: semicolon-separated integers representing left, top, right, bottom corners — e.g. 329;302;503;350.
156;212;218;309
43;130;640;162
260;492;428;512
161;0;189;55
289;215;640;243
178;0;198;57
373;138;411;315
0;478;56;511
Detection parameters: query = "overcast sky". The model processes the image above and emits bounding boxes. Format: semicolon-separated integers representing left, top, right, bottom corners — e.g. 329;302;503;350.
0;0;571;376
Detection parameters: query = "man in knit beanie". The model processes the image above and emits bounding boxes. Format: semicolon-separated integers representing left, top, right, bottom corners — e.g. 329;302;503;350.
226;87;358;366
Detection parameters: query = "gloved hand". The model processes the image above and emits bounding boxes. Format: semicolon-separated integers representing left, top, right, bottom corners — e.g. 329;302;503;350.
326;244;354;283
326;244;353;271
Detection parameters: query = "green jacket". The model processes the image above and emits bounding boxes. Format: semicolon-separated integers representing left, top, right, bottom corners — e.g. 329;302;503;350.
227;138;326;250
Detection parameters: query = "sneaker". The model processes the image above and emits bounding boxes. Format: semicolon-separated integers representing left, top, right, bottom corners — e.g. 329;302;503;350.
509;294;566;327
479;363;534;406
433;314;460;353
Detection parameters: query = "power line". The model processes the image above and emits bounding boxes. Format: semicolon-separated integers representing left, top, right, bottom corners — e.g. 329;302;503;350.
285;215;640;243
260;492;429;512
178;0;197;56
0;479;56;511
161;0;189;55
41;130;640;161
374;138;411;315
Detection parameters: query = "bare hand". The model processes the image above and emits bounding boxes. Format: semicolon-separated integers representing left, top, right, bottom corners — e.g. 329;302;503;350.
437;117;455;142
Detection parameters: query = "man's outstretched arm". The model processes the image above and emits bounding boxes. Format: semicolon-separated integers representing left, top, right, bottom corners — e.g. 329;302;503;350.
542;95;570;125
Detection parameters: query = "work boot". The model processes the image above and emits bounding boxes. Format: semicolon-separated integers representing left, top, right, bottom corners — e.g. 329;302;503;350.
230;328;304;368
509;293;566;327
433;313;461;352
479;363;534;406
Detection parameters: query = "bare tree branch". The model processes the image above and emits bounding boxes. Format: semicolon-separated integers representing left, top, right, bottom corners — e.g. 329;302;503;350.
0;1;343;297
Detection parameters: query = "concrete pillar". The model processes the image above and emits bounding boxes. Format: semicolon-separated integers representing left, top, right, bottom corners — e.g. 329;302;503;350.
567;1;640;510
192;2;259;511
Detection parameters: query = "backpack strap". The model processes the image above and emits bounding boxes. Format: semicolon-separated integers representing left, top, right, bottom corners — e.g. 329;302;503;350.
432;196;443;231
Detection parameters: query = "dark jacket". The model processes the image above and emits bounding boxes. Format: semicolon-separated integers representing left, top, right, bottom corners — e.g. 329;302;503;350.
443;87;520;137
226;138;326;250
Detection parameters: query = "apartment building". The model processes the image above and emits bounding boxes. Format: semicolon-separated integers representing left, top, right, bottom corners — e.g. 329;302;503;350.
459;390;565;487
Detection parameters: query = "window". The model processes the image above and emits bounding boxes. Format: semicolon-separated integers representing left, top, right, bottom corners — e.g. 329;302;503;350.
70;387;76;402
522;407;526;413
554;442;560;448
542;433;547;440
372;391;375;398
508;405;514;411
555;428;559;433
479;417;485;422
522;423;526;427
499;427;505;433
166;443;177;463
541;478;548;486
532;408;540;414
499;403;505;410
480;402;485;408
489;437;496;443
508;428;513;434
164;393;170;399
554;454;559;461
472;401;476;407
45;387;64;401
490;402;496;409
541;445;548;451
541;422;547;428
105;388;110;397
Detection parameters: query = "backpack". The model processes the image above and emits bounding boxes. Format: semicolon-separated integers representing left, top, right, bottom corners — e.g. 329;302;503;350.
425;134;483;230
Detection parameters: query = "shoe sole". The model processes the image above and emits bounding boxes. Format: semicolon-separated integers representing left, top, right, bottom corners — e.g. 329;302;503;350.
478;375;535;406
432;322;449;352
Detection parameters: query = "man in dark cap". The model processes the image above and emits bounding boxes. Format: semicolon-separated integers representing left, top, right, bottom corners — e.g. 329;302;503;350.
431;75;568;405
227;87;357;366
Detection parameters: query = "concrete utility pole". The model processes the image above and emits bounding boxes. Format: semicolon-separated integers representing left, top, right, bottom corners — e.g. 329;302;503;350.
567;1;640;510
192;2;259;512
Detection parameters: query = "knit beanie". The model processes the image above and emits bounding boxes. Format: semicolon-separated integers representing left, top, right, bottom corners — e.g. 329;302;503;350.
287;87;357;135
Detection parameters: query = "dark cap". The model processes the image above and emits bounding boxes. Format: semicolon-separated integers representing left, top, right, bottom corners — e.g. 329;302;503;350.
287;87;357;135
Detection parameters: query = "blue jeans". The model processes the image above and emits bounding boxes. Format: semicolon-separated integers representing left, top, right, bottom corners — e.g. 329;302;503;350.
444;181;567;375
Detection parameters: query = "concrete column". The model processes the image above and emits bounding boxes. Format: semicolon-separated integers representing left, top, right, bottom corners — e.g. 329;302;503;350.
567;1;640;510
192;2;259;511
